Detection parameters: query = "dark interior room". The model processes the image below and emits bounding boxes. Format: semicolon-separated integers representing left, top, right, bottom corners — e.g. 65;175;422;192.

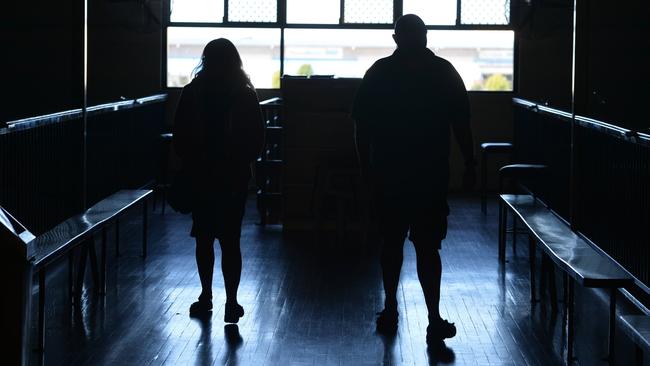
1;0;649;365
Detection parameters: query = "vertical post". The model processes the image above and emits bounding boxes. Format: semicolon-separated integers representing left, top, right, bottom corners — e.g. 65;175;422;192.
607;288;617;363
82;0;88;210
142;200;148;259
566;280;575;364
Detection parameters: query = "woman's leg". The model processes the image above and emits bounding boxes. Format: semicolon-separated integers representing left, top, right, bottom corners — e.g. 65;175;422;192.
218;236;242;305
195;234;216;301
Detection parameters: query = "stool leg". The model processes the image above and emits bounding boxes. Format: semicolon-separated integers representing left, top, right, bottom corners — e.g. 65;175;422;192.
481;151;487;214
607;288;617;363
161;187;166;215
528;235;537;303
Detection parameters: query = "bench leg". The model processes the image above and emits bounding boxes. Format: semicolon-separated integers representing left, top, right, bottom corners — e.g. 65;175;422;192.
528;235;537;303
566;280;575;365
607;288;617;364
481;151;487;214
37;270;46;355
498;200;506;263
142;200;148;259
68;252;74;302
100;228;107;295
88;238;99;293
76;246;88;304
115;218;120;257
512;213;518;256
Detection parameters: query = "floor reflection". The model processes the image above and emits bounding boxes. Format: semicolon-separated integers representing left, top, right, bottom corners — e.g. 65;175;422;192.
192;316;213;366
222;324;243;365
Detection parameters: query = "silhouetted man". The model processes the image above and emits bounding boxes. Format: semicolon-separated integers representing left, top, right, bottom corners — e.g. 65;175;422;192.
352;14;476;346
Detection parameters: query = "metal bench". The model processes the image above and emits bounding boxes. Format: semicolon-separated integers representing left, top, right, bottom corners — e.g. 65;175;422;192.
619;315;650;366
499;194;634;365
6;189;152;362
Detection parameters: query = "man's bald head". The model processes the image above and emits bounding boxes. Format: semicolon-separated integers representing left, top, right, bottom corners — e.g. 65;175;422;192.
393;14;427;50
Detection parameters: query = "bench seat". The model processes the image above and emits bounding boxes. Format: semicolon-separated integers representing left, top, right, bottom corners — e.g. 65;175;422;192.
32;189;152;268
500;194;633;288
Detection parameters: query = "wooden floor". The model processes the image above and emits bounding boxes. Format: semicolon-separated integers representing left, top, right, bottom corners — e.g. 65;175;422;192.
30;195;626;365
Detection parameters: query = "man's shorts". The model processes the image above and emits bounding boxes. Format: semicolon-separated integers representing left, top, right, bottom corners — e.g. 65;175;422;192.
375;194;449;249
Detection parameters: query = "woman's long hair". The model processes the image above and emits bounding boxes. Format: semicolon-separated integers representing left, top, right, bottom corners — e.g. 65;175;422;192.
192;38;254;90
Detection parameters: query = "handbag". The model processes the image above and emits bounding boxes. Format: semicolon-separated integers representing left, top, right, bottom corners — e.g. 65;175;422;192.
167;164;194;214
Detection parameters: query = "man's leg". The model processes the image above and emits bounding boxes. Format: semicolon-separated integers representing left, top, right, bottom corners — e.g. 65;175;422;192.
381;234;406;312
413;242;442;321
218;237;242;305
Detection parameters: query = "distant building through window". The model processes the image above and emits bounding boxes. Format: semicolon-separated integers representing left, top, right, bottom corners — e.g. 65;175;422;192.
166;0;514;91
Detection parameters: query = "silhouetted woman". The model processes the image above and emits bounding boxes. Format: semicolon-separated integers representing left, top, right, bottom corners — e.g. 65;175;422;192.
173;39;264;321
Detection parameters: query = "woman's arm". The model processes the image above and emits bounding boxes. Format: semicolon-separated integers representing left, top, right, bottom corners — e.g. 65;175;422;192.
229;88;265;164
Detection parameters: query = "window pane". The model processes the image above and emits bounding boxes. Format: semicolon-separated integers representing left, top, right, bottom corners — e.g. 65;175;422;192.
170;0;224;23
403;0;456;25
461;0;510;25
167;27;281;89
286;0;339;24
428;30;514;91
344;0;393;24
284;29;394;78
228;0;277;22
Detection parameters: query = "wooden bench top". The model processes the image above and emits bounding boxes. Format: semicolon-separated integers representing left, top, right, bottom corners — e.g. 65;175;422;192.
501;194;633;288
31;189;152;268
619;315;650;352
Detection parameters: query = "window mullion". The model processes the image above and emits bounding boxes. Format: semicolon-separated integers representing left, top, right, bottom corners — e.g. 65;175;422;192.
223;0;229;22
394;0;402;23
456;0;461;25
340;0;344;24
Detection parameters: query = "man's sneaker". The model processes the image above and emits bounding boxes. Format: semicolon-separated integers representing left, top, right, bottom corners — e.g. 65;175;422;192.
224;302;245;323
189;299;213;317
376;309;399;334
426;318;456;345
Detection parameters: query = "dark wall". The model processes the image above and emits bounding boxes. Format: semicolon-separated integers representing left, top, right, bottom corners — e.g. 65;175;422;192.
515;0;574;111
88;0;163;105
576;0;649;131
0;1;84;122
0;0;164;123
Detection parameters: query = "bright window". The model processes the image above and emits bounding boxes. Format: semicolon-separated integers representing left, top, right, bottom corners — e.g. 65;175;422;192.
286;0;340;24
167;27;281;89
170;0;223;23
403;0;457;25
166;1;514;90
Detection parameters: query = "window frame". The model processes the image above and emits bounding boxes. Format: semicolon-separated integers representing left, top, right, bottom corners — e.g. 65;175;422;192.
163;0;517;92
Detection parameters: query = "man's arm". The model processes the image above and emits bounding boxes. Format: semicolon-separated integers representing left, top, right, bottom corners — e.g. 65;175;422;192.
354;118;371;178
448;65;477;190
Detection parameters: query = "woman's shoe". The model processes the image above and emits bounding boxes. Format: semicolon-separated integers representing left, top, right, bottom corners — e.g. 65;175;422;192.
426;318;456;345
189;299;213;317
224;303;244;323
376;309;399;334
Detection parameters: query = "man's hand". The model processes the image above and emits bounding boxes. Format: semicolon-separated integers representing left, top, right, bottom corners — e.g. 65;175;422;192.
462;166;477;192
